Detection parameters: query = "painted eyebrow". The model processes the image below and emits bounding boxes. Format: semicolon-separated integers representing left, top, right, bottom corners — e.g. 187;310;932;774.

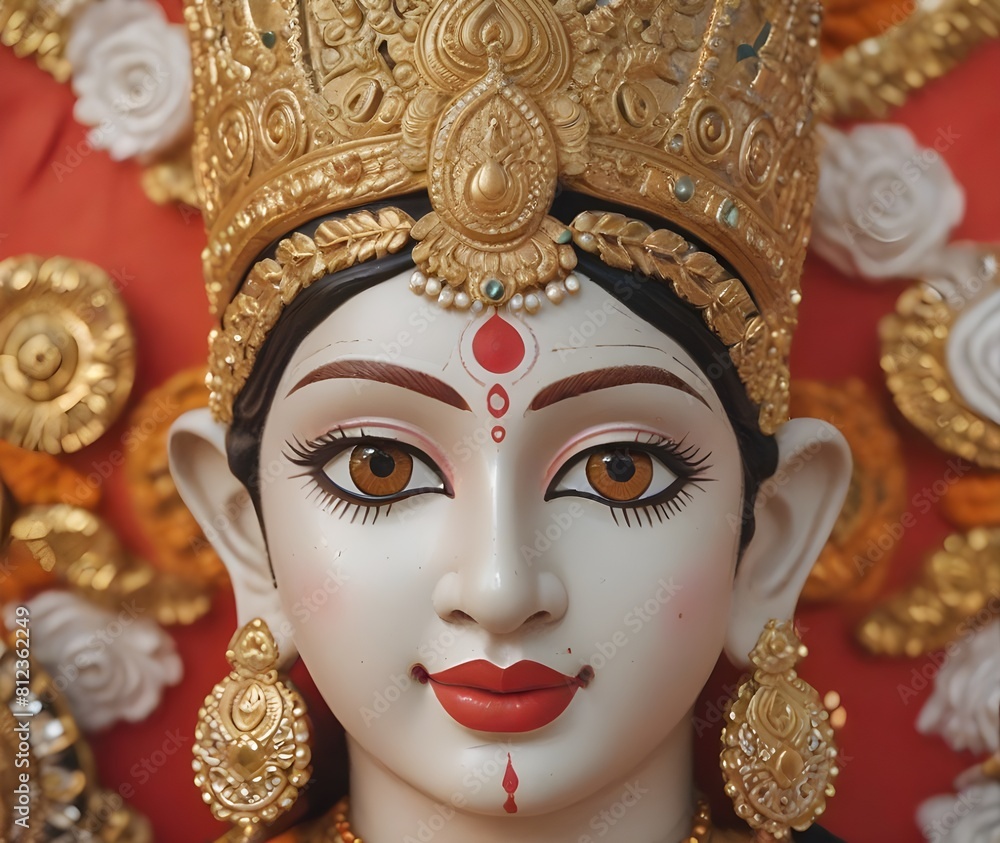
287;360;471;411
529;365;710;411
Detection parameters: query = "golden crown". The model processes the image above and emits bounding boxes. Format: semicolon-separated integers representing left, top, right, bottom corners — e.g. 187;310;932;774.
185;0;823;431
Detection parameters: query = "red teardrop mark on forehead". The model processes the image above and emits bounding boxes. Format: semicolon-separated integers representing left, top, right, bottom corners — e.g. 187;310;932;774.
471;313;526;375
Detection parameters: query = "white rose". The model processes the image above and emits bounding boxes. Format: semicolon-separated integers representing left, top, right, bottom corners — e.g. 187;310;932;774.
67;0;192;161
4;590;182;732
947;287;1000;426
918;783;1000;843
917;619;1000;755
811;125;965;280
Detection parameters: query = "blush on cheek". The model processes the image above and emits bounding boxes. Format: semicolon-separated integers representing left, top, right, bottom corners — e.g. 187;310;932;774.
273;546;352;631
659;563;733;639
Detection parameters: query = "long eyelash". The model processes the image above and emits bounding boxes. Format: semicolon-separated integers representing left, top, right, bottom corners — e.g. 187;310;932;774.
613;433;708;529
285;429;448;524
636;432;714;477
284;427;351;466
612;489;697;529
309;484;384;525
287;428;387;523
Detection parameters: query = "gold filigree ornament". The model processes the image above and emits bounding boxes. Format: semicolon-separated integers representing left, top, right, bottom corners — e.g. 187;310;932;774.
285;795;718;843
881;278;1000;470
570;212;793;433
0;636;152;841
210;207;414;422
721;620;838;839
817;0;1000;122
0;256;136;455
857;527;1000;657
0;0;74;82
193;618;312;834
7;503;212;625
187;0;825;430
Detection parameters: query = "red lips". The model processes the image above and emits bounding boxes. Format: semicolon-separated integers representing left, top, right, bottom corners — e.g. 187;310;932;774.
415;660;592;733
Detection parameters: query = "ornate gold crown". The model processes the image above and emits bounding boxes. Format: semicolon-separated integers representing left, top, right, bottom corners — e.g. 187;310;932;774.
185;0;822;431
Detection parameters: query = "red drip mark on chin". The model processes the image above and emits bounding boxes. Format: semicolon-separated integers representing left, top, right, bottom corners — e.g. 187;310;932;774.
502;753;518;814
472;314;525;374
491;426;506;443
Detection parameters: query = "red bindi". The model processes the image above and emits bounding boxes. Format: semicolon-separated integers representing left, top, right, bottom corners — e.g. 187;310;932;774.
471;313;526;374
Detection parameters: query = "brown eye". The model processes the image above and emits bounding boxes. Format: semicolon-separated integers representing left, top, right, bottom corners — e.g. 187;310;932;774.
349;444;413;497
585;449;653;501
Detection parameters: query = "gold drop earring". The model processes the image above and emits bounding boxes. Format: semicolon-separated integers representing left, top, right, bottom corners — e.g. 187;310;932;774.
193;618;312;836
720;619;838;840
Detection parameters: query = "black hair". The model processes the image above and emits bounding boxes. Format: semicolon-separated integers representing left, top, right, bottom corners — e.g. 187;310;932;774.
226;193;778;554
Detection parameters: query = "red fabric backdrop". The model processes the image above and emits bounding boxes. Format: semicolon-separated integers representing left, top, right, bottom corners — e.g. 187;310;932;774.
1;10;997;841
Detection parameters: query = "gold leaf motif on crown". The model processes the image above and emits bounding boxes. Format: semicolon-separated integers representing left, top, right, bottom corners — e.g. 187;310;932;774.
187;0;823;429
187;0;821;309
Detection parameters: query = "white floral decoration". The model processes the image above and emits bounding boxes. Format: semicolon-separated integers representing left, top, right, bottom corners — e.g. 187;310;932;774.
66;0;192;161
811;124;965;281
4;590;182;732
917;619;1000;755
917;782;1000;843
916;244;1000;426
947;287;1000;426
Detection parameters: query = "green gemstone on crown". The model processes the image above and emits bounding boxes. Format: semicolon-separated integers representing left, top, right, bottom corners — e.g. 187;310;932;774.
482;278;505;301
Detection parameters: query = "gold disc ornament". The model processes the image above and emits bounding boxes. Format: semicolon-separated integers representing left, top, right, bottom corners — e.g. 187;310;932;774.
0;255;135;454
881;280;1000;469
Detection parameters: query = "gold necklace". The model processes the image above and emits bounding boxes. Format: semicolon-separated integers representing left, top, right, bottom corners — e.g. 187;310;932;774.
322;795;715;843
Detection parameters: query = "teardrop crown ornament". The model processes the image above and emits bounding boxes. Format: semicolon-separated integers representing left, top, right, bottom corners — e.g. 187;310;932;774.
409;0;576;307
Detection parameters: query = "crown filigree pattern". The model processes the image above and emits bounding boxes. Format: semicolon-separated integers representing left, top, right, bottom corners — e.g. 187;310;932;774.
569;211;793;432
210;207;415;422
186;0;822;428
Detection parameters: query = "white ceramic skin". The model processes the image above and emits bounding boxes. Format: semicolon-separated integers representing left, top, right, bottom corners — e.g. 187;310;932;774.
170;270;851;843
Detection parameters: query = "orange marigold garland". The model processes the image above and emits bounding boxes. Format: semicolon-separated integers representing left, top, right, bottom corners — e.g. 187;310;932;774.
791;378;907;603
820;0;915;57
0;439;101;509
124;366;227;589
0;443;96;603
0;477;58;604
940;472;1000;529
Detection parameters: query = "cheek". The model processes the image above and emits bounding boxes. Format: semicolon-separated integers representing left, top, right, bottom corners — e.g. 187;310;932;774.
656;561;733;658
560;488;741;692
264;492;347;608
261;478;440;685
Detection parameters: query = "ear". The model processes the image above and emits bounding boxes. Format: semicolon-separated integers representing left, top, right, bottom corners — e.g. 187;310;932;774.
168;408;297;666
725;418;852;667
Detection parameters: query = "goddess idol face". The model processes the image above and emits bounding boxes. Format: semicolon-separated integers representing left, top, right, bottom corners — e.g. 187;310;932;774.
185;265;845;823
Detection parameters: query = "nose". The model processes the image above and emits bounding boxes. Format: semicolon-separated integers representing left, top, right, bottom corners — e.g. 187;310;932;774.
432;568;568;635
432;474;568;635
